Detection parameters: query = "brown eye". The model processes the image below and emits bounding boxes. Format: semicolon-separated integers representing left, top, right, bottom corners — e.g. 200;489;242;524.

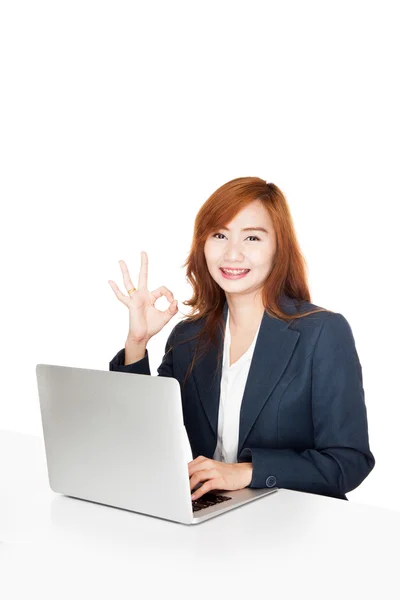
212;233;260;241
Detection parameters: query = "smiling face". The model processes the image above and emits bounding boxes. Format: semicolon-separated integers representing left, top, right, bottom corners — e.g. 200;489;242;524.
204;199;277;298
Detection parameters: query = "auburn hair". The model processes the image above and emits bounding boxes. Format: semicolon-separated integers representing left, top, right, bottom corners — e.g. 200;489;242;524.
169;176;331;389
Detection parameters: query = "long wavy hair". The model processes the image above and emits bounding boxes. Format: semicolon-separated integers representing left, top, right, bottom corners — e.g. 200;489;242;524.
170;176;330;389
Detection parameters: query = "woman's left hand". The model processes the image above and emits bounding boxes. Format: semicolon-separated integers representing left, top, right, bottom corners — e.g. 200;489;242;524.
188;456;253;501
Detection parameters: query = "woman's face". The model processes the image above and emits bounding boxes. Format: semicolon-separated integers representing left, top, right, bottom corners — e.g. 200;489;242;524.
204;199;277;297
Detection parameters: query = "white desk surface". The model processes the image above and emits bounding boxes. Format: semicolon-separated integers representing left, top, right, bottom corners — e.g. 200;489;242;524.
0;429;399;600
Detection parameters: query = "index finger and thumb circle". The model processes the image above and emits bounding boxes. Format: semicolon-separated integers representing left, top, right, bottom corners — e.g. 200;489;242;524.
112;255;177;308
126;282;178;310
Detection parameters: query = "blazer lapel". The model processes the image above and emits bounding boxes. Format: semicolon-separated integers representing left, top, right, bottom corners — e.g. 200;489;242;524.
188;295;300;456
238;298;300;456
187;307;226;440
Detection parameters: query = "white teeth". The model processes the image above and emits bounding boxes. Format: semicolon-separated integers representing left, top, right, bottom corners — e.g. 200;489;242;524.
222;269;248;275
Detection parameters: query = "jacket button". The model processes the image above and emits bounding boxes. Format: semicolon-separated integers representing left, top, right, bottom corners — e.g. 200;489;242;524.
266;476;276;487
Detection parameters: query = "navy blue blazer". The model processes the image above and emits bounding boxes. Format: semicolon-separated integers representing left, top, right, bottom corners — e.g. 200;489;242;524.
109;295;375;500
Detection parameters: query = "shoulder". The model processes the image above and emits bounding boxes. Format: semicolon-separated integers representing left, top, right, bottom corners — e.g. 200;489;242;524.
166;316;201;346
297;305;359;364
288;298;346;324
287;299;356;346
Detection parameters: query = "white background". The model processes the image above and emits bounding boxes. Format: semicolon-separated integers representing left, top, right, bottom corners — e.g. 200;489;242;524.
0;1;398;511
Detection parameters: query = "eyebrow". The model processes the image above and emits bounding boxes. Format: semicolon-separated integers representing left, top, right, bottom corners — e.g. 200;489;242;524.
219;226;268;233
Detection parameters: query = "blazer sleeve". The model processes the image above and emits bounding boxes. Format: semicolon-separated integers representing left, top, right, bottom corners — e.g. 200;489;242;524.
109;327;177;378
238;312;375;499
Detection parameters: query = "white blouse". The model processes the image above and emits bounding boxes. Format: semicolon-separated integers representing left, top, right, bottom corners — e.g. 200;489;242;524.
213;308;262;464
182;308;262;464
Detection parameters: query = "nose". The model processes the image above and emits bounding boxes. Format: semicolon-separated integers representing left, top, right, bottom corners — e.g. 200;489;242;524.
224;244;245;262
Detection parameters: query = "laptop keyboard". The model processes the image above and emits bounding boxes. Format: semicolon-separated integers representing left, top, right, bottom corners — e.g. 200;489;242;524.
192;492;232;512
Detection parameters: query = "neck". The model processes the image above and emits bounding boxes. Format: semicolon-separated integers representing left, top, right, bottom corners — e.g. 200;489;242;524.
225;292;265;331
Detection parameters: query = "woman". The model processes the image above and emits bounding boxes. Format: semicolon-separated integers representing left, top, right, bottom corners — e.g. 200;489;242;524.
108;176;375;502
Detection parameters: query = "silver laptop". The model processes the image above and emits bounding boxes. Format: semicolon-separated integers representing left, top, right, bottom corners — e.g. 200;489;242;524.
36;364;278;525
